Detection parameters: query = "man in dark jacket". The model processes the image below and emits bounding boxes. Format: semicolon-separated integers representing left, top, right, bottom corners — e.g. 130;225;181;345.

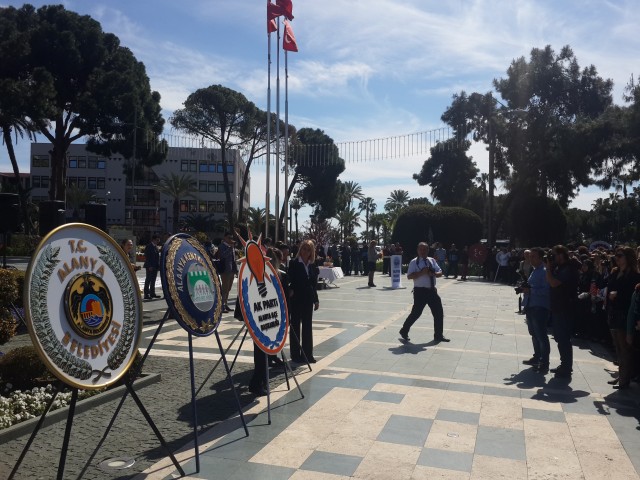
143;234;161;299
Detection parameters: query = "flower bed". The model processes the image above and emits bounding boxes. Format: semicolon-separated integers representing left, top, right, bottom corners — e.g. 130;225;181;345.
0;385;99;429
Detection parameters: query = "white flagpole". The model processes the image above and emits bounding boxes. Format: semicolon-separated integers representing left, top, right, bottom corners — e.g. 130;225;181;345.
266;18;272;238
274;18;281;242
284;49;289;244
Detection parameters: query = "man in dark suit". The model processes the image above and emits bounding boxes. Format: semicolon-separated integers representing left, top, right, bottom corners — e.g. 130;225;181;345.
143;234;161;299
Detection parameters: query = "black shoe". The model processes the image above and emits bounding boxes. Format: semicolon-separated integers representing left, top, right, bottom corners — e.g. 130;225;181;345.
551;366;572;378
522;357;539;366
151;294;161;299
535;363;549;374
307;357;317;363
434;336;450;343
249;386;268;396
612;383;630;390
368;283;376;287
550;366;573;374
269;357;285;368
290;355;303;363
399;329;410;341
607;378;619;385
144;295;151;300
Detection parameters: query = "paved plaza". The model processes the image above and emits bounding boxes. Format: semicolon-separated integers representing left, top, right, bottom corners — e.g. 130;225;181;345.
2;270;640;479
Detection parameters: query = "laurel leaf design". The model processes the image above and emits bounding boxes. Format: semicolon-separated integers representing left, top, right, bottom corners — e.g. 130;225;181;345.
30;245;93;380
97;244;137;371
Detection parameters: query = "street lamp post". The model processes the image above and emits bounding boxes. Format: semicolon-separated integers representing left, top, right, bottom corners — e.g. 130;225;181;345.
487;119;495;249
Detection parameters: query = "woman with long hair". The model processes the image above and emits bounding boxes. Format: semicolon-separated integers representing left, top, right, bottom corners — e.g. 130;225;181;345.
288;239;319;363
606;246;640;389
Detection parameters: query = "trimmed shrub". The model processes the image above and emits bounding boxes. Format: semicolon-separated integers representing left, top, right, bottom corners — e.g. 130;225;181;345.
0;346;51;390
391;205;482;254
0;269;20;344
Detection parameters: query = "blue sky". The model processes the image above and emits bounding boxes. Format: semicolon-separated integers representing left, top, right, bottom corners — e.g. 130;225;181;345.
2;0;639;227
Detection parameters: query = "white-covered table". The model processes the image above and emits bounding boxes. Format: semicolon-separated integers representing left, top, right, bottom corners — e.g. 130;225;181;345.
318;266;344;287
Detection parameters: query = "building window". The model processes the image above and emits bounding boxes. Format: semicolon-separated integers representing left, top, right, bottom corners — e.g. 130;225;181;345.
32;155;49;168
216;201;225;213
97;178;105;190
199;202;207;213
78;157;86;168
68;157;77;168
180;200;189;212
208;164;216;173
226;164;234;173
88;177;97;189
208;201;216;212
189;160;197;172
32;176;41;188
216;163;224;173
199;162;208;173
208;182;216;192
217;182;233;194
181;160;189;172
88;156;98;169
41;176;49;188
199;183;208;192
78;177;86;188
97;159;106;169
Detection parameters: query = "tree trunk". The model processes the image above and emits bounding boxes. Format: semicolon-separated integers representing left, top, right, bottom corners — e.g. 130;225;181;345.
278;170;299;232
295;210;299;242
220;143;234;229
1;126;32;234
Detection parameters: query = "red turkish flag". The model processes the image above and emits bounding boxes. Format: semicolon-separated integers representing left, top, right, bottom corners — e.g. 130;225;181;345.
268;18;277;33
283;20;298;52
276;0;294;20
268;2;284;21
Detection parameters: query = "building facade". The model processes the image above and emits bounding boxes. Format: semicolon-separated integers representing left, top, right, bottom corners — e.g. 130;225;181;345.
29;143;250;239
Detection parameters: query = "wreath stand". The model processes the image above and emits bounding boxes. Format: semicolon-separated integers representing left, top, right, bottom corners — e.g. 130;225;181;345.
78;309;248;477
196;322;312;398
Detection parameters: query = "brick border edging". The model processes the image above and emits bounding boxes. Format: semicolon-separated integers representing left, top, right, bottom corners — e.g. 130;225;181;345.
0;372;161;445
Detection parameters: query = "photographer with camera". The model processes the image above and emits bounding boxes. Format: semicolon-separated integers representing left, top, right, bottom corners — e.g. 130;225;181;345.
545;245;579;378
399;242;449;343
520;248;551;373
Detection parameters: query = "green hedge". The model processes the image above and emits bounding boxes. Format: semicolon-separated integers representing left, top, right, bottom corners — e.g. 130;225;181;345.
391;205;482;253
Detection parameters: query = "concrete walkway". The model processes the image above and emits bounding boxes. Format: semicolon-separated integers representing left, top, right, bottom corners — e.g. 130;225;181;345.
136;275;640;480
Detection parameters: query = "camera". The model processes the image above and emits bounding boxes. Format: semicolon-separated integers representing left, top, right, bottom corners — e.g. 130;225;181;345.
514;281;530;295
545;252;555;263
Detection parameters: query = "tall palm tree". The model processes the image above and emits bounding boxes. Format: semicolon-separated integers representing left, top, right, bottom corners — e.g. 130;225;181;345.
290;198;302;242
343;181;364;209
246;207;266;236
154;173;196;233
66;184;96;220
358;197;377;241
385;189;410;213
334;207;360;242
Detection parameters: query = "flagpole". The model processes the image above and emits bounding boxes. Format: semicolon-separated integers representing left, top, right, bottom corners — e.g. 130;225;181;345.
266;17;272;238
274;18;281;243
284;49;289;244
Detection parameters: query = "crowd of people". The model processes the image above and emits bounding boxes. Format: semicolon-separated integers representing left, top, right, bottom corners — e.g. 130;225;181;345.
136;233;640;395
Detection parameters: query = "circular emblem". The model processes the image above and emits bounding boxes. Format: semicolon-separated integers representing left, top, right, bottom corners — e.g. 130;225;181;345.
469;244;488;264
160;233;222;336
237;237;288;354
64;273;113;338
24;223;142;390
393;256;401;266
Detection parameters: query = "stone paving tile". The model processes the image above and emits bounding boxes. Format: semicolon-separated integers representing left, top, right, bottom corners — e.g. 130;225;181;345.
418;448;474;472
474;425;527;461
299;451;363;477
362;390;405;404
377;415;433;447
435;409;481;425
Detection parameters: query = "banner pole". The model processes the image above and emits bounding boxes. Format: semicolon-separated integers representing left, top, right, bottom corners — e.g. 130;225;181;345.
274;18;281;242
265;351;272;425
266;23;272;239
284;50;289;243
188;333;200;473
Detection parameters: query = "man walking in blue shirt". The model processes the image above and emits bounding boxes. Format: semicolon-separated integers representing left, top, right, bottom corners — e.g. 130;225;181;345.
521;247;551;373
